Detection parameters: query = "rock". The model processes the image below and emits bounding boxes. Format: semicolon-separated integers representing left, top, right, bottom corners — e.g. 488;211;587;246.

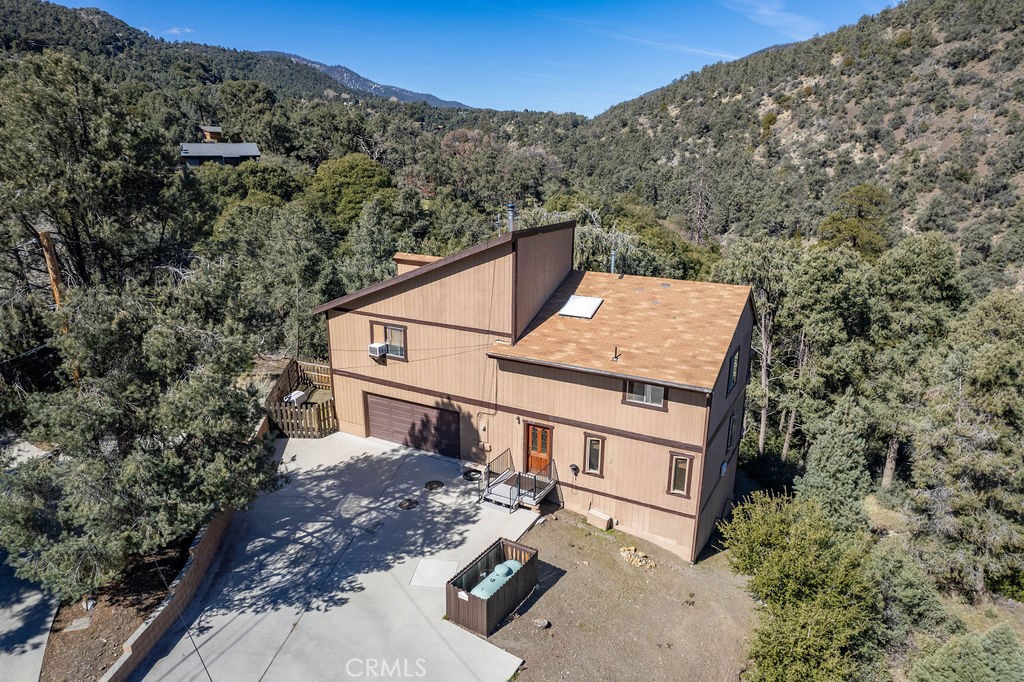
619;545;656;569
533;618;550;629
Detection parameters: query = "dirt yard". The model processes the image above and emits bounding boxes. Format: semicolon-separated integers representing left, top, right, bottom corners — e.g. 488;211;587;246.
39;541;190;682
490;508;756;682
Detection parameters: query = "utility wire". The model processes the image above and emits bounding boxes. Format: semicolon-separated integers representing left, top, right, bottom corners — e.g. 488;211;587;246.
152;557;215;682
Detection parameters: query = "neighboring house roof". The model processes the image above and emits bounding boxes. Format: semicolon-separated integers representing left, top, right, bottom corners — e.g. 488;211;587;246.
312;222;575;314
179;142;261;158
487;270;751;393
199;125;223;133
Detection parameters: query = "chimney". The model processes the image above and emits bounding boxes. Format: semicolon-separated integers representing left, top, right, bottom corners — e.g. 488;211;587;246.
610;249;617;275
507;202;515;232
393;252;441;275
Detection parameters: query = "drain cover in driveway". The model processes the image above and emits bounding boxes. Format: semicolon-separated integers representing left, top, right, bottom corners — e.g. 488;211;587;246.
424;480;444;490
410;559;459;588
398;498;419;510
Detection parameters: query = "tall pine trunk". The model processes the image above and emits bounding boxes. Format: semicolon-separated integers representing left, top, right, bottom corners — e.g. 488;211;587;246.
881;435;899;488
758;330;771;457
782;330;808;462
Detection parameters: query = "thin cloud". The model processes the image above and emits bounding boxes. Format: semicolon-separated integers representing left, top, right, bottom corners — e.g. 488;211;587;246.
531;10;737;61
606;33;738;60
164;27;195;36
722;0;823;40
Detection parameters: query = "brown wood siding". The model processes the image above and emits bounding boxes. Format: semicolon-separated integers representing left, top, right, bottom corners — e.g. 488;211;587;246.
513;227;574;340
365;393;460;457
496;359;707;449
707;298;755;435
343;245;513;334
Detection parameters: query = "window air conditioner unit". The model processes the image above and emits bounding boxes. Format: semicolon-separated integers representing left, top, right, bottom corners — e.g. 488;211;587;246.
368;342;388;358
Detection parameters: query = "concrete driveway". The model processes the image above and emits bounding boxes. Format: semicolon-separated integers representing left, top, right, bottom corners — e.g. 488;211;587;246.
0;555;57;682
136;433;537;682
1;436;58;682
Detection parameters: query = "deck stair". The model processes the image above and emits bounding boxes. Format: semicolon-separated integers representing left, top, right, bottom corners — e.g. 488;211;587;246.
480;449;557;513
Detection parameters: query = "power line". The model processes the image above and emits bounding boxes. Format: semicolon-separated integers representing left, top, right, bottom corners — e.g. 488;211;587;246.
152;557;215;682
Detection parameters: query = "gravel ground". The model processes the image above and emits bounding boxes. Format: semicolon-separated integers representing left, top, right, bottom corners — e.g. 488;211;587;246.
489;508;756;682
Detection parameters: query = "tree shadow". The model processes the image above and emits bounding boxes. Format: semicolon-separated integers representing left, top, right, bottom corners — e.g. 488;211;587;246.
0;555;54;656
134;409;491;679
494;559;566;634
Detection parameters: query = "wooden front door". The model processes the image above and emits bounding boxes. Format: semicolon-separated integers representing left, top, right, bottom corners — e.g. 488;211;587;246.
526;424;552;473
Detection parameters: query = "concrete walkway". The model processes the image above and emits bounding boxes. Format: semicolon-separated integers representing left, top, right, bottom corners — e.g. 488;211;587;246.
136;433;537;682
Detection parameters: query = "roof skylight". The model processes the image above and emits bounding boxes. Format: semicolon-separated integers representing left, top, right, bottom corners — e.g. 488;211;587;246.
559;295;603;319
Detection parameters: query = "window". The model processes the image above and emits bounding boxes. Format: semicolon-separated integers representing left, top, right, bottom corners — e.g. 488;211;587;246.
385;325;405;359
720;460;729;478
668;452;692;496
727;412;738;450
624;381;665;408
584;434;604;476
727;348;741;394
370;321;408;361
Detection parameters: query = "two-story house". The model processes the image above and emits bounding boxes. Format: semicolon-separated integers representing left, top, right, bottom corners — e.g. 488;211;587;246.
313;221;752;562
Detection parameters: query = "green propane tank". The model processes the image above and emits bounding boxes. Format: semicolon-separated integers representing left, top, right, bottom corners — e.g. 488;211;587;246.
470;560;523;599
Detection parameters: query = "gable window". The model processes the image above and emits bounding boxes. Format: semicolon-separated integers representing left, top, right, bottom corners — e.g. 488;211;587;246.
385;325;406;359
727;348;741;394
584;434;605;476
668;452;693;497
370;321;407;361
624;381;665;408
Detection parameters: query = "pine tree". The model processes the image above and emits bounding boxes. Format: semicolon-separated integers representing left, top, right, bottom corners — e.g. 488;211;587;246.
795;393;872;532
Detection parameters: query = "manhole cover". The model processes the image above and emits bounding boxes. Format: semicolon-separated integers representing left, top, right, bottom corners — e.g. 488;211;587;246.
462;470;482;482
398;498;419;510
425;480;444;490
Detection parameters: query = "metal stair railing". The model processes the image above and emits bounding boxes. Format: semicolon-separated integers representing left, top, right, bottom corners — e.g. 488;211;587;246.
482;448;513;502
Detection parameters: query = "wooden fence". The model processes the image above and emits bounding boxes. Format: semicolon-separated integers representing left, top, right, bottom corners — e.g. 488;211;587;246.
445;538;539;637
265;359;338;438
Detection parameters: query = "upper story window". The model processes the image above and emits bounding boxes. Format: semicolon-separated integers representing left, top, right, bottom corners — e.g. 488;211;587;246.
584;434;604;476
371;321;407;361
385;325;405;359
727;348;741;394
624;381;665;408
727;412;738;450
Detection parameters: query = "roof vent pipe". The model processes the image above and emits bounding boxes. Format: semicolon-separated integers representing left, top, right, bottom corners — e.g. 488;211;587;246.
507;202;515;232
610;248;617;274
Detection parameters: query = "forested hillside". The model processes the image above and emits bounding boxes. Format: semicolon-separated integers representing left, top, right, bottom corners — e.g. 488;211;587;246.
571;0;1024;293
1;1;1023;680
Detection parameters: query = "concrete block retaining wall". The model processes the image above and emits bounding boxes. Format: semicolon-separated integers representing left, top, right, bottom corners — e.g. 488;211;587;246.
99;507;235;682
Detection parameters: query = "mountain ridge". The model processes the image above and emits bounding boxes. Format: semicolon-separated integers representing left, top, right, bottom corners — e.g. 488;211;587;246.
262;51;468;109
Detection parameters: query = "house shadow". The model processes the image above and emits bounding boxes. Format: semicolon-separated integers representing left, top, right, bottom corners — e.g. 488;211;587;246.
134;405;488;679
494;559;566;634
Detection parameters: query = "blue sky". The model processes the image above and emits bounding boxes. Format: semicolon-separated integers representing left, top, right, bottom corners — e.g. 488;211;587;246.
55;1;893;116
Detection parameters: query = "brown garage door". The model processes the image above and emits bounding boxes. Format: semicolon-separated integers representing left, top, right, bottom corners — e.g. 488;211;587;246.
366;394;461;458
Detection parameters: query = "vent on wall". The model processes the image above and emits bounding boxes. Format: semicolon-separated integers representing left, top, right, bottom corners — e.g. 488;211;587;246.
558;295;603;319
